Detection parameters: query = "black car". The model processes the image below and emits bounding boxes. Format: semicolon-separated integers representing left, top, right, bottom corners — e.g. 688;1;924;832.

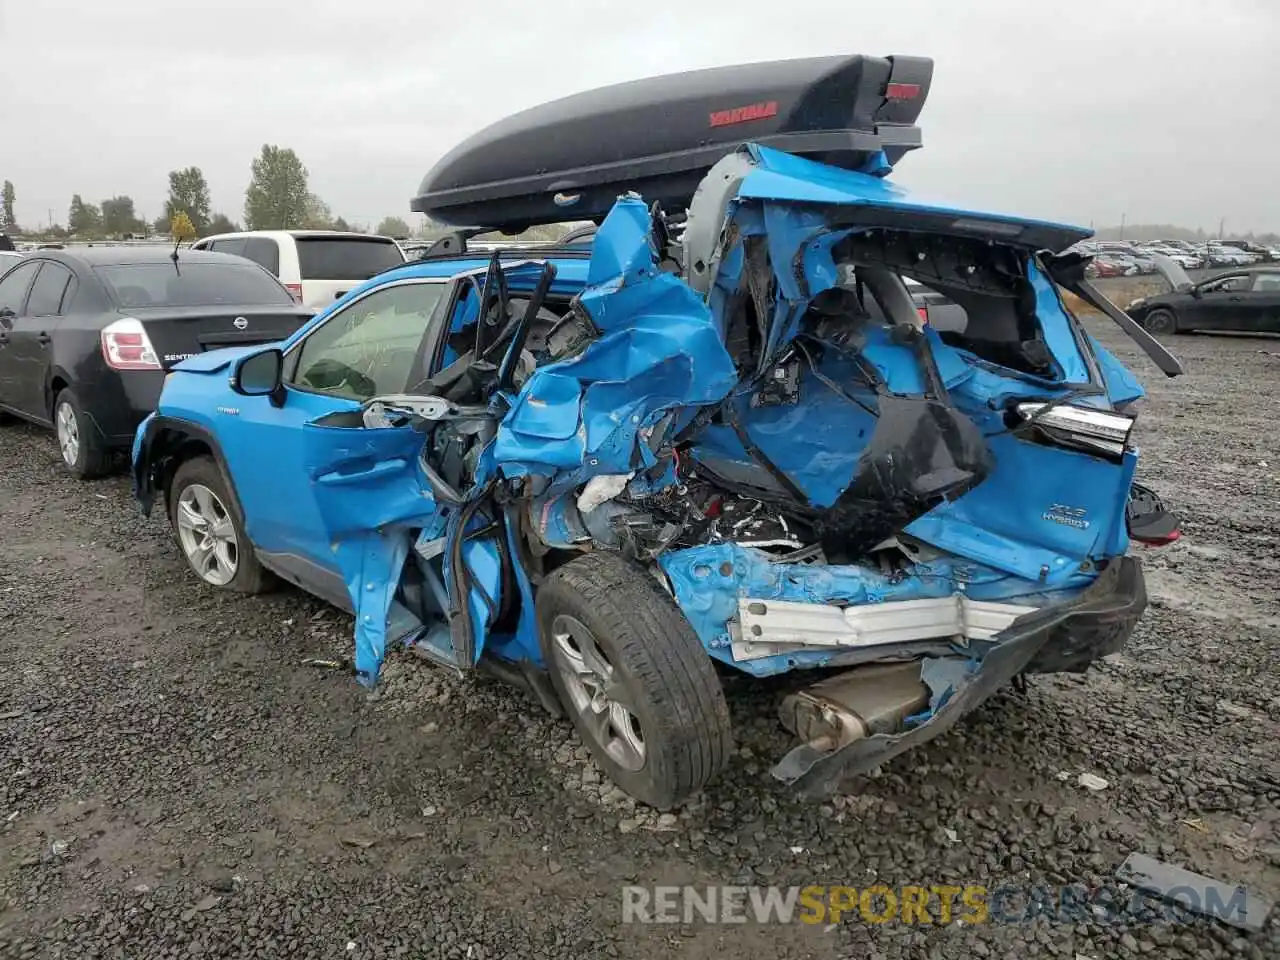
0;247;313;478
1126;260;1280;336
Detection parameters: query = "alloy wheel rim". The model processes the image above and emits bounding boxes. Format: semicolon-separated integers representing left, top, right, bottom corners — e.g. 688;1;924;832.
55;402;79;467
175;483;239;586
550;613;646;772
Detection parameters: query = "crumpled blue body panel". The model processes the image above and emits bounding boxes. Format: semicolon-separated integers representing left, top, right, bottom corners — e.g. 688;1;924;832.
301;424;505;686
659;543;1095;677
734;144;1091;249
301;421;439;684
491;196;737;493
647;146;1143;677
293;144;1147;688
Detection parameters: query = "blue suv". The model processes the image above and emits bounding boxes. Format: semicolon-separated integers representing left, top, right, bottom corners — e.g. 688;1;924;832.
132;54;1182;809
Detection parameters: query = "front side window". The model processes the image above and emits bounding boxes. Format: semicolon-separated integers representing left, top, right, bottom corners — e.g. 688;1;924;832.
290;281;447;400
0;260;40;315
1207;275;1250;294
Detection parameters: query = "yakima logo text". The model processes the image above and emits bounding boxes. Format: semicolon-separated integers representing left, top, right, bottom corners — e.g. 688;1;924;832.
709;100;778;128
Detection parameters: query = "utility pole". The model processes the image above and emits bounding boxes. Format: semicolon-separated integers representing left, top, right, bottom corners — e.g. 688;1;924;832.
1218;217;1225;240
1120;213;1126;240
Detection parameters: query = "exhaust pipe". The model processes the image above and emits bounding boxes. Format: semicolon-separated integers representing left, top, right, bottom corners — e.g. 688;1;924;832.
778;661;930;754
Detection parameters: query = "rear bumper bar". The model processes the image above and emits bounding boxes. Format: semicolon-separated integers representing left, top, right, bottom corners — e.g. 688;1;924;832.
770;556;1146;795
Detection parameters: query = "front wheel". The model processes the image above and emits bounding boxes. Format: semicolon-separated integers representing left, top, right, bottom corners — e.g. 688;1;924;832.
1143;308;1178;335
537;552;732;810
168;456;272;594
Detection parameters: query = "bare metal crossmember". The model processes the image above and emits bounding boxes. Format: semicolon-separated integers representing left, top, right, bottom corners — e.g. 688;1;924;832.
732;594;1040;662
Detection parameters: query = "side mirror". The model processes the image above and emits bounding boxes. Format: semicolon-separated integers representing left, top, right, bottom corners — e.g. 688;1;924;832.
1190;286;1203;299
231;347;285;405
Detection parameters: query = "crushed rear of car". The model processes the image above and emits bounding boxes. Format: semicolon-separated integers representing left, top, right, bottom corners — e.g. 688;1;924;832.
156;53;1187;806
378;145;1182;798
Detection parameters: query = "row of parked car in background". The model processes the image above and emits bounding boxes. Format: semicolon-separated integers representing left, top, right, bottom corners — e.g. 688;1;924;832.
1072;237;1280;277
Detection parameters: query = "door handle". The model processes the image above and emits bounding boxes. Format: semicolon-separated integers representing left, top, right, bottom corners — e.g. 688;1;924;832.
0;333;9;346
1229;295;1243;302
315;457;407;486
37;332;51;345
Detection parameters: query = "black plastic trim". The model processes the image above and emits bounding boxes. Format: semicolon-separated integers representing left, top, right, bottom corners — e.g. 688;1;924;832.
133;415;243;521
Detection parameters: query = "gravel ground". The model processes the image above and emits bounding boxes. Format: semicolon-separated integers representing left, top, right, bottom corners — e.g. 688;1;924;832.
1;318;1278;959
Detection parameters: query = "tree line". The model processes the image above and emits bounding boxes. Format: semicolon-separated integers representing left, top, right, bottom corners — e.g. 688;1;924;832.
0;145;418;242
6;165;1278;248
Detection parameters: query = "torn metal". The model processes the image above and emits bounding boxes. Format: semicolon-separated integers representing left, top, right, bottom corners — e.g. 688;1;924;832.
301;141;1170;792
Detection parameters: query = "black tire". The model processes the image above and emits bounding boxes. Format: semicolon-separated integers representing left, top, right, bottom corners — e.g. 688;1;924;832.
1143;308;1178;335
536;551;733;810
167;455;273;594
53;387;114;480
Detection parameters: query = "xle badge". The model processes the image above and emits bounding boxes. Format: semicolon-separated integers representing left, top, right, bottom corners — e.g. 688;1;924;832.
1044;503;1090;529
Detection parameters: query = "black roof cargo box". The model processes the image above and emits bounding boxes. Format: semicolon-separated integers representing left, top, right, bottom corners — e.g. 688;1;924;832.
411;53;933;231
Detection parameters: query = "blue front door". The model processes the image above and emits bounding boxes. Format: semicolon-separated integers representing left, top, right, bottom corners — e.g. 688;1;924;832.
218;276;455;605
215;387;364;606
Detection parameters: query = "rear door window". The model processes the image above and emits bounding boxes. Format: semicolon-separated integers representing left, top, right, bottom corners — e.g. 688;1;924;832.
0;260;40;315
295;237;405;282
25;262;75;316
244;237;281;275
95;262;296;308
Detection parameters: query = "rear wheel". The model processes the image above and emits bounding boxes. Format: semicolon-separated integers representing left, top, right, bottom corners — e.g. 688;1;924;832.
536;551;732;810
1143;308;1178;335
53;388;113;479
168;455;272;594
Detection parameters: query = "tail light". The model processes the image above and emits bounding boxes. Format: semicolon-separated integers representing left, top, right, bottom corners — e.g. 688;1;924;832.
284;282;304;304
1126;482;1182;547
1134;528;1181;547
1014;401;1136;459
101;318;161;371
916;305;929;323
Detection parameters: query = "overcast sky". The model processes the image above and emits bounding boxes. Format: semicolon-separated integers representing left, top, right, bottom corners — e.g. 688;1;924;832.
2;0;1276;234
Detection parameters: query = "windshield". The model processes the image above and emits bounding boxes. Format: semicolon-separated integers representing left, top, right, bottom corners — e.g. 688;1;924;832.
295;237;406;282
96;262;295;309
